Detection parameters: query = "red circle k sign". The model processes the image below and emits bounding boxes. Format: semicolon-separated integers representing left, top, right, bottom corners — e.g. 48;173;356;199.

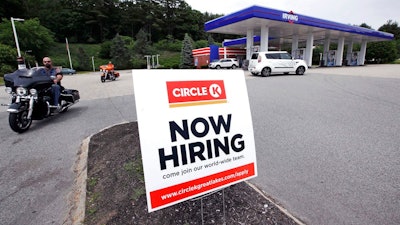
167;80;227;107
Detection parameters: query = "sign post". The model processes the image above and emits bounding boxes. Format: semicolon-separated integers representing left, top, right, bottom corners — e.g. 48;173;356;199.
132;69;257;212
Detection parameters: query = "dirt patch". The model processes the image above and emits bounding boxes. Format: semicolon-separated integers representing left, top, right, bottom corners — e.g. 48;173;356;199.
84;122;301;225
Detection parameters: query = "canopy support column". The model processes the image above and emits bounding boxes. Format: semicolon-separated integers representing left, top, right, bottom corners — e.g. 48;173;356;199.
246;29;254;60
359;40;367;65
336;37;345;66
260;26;269;52
305;33;314;67
291;35;299;57
346;41;354;66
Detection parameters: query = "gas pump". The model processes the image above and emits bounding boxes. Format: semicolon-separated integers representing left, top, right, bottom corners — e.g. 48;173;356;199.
350;52;359;66
325;50;336;66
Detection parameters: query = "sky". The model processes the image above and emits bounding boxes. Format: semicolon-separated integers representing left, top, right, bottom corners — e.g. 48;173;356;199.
185;0;399;30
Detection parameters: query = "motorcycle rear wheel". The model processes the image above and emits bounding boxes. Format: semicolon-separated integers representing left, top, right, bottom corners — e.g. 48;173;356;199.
9;111;32;133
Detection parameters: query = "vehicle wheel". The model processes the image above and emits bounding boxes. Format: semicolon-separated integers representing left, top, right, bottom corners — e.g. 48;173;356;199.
231;64;237;69
101;77;106;83
216;65;221;69
9;111;32;133
261;67;271;77
296;66;305;75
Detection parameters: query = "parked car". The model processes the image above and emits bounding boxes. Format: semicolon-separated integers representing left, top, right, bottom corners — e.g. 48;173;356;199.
61;67;76;75
248;51;307;76
209;58;239;69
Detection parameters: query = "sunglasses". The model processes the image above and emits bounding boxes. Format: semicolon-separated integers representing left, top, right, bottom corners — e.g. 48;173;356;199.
43;61;51;63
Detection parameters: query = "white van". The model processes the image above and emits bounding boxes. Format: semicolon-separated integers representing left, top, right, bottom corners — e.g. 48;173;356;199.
248;51;307;76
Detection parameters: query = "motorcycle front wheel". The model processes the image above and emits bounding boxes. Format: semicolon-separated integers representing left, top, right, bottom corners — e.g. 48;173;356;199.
9;111;32;133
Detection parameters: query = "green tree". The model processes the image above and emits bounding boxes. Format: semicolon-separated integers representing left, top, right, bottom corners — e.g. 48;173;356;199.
207;34;215;46
0;0;27;20
110;34;131;69
194;40;208;49
76;46;90;70
359;22;398;63
379;20;400;39
0;18;55;65
366;41;397;63
180;33;193;69
0;43;17;76
133;28;152;56
99;41;112;59
378;20;400;58
131;28;153;69
360;23;372;29
154;35;182;52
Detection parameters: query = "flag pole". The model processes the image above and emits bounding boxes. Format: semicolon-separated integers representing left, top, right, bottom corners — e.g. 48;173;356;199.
66;37;73;69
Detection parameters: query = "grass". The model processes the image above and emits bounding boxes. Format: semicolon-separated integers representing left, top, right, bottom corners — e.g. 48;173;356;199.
123;158;146;202
123;158;145;182
87;177;98;189
130;186;146;202
50;43;108;71
86;177;100;218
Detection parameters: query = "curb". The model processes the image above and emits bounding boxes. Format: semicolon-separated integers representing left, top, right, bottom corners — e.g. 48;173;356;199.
68;122;131;225
245;181;306;225
68;136;89;225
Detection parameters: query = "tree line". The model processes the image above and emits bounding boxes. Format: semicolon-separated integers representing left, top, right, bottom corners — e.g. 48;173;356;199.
0;0;232;73
0;0;228;44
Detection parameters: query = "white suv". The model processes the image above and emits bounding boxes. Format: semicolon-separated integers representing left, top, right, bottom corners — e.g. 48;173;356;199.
209;58;239;69
248;51;307;76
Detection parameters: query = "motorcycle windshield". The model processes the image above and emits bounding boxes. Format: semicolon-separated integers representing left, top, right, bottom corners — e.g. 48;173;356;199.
4;67;53;88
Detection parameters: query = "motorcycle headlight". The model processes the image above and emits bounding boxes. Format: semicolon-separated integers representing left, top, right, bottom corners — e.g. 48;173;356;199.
5;87;12;94
16;87;27;96
29;88;37;96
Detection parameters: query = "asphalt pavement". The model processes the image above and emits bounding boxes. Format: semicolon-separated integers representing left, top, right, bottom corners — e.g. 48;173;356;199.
246;64;400;225
0;70;136;225
0;65;399;225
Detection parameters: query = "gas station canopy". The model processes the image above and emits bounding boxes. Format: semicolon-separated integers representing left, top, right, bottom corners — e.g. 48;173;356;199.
205;5;394;46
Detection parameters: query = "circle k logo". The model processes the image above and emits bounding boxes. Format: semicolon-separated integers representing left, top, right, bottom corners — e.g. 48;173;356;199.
167;80;227;107
209;84;222;98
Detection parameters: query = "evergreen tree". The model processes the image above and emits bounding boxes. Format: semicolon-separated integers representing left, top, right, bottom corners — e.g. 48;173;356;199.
110;34;131;69
134;29;151;56
180;33;193;69
131;28;153;69
207;34;215;46
77;47;90;70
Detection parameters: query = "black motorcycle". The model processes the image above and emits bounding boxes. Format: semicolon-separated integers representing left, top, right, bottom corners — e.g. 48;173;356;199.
2;67;80;133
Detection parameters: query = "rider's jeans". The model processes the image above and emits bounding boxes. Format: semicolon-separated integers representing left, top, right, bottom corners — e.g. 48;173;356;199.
51;84;61;106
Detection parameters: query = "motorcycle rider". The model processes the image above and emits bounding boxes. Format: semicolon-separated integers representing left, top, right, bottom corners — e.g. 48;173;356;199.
107;61;115;77
40;57;63;110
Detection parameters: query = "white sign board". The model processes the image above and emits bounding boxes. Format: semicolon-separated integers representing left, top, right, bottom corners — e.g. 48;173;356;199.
132;69;257;212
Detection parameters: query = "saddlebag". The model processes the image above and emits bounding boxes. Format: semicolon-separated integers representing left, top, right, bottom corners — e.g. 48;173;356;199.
61;89;80;103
